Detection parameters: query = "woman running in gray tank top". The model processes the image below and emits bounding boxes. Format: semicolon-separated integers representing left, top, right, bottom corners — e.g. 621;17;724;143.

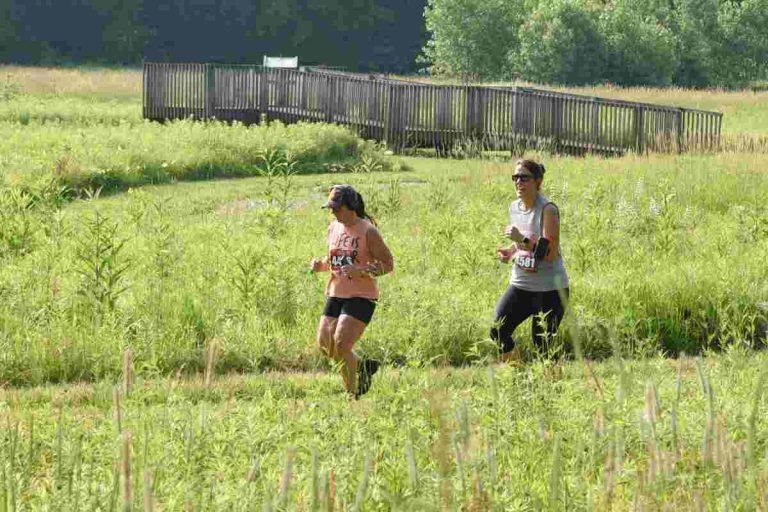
492;159;570;361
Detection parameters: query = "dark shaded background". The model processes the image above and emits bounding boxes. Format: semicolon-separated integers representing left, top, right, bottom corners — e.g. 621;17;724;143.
0;0;427;72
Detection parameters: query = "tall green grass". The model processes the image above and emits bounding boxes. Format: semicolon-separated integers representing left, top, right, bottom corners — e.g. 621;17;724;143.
1;352;767;509
0;65;142;96
0;67;402;193
0;116;402;192
0;65;765;384
1;64;767;511
0;154;766;385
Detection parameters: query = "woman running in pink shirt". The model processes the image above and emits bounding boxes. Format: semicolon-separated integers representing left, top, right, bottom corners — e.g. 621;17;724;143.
309;185;394;399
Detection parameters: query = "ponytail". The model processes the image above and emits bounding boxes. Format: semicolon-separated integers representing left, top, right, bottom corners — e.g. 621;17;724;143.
354;192;377;227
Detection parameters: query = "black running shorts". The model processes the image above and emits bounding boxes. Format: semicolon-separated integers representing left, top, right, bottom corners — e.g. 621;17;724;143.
322;297;377;324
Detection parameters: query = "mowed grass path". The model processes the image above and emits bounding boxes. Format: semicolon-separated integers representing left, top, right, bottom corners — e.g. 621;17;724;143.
1;352;768;509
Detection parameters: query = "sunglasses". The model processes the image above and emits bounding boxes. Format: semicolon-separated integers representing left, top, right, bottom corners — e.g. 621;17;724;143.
512;174;534;183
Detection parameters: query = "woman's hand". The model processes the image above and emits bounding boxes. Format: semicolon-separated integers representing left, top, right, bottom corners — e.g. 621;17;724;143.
339;263;370;279
309;257;328;273
504;225;524;243
496;247;516;263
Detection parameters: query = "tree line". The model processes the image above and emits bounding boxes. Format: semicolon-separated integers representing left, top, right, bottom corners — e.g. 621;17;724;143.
0;0;427;73
422;0;768;87
2;0;764;87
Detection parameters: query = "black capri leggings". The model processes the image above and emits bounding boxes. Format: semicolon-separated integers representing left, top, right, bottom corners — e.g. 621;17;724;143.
490;286;569;354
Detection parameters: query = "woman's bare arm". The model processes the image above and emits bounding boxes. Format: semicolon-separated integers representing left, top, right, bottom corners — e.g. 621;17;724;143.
541;204;561;262
366;226;394;275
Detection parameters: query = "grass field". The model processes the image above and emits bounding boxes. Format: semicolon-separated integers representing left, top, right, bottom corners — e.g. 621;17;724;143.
0;66;402;192
0;66;767;509
2;352;768;510
1;152;766;384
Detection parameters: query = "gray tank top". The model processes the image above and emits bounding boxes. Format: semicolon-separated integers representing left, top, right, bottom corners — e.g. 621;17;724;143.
508;194;569;291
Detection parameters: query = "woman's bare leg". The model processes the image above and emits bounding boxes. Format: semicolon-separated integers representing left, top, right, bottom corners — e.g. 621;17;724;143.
333;315;368;395
316;315;338;357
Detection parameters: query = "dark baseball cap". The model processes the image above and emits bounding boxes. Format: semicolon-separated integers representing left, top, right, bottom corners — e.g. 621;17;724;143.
321;184;360;210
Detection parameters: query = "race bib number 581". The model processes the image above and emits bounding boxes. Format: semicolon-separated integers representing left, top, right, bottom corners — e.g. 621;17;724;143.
515;251;537;272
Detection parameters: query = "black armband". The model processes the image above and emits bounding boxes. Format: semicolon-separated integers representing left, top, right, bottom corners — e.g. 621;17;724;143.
533;237;550;259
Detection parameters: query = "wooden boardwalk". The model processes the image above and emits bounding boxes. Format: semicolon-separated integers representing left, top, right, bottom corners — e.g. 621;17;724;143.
143;62;723;155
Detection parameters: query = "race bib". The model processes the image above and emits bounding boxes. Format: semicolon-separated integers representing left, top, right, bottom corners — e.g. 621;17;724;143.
515;250;538;273
329;248;357;271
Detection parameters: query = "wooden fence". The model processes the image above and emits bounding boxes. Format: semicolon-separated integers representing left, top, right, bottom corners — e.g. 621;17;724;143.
143;62;723;155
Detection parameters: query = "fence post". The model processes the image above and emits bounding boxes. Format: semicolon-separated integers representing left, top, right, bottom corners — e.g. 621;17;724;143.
476;88;485;141
590;98;600;152
368;80;381;135
299;72;307;112
511;90;519;135
465;86;484;141
715;113;722;151
386;83;404;150
551;96;562;148
325;76;336;122
204;63;215;120
259;69;267;121
142;63;149;119
144;63;164;121
276;69;287;108
634;106;645;153
676;108;685;153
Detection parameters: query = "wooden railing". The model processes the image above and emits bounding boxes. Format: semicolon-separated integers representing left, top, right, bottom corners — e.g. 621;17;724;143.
143;62;723;155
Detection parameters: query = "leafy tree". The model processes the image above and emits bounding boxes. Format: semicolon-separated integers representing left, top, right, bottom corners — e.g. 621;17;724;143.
95;0;153;64
510;0;606;85
422;0;768;86
709;0;768;86
669;0;720;87
422;0;528;79
0;0;17;62
600;2;678;86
